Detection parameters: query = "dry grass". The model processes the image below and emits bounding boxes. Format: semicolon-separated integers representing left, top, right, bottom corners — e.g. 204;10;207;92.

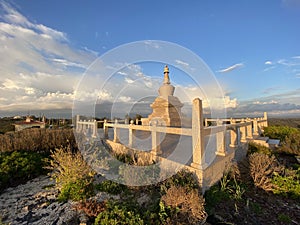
249;152;283;191
161;185;207;224
73;200;106;217
0;128;77;153
46;146;95;189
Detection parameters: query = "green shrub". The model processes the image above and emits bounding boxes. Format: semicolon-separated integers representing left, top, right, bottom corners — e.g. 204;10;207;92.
264;126;300;155
264;126;299;142
161;170;199;191
0;151;47;191
94;201;144;225
46;146;95;201
278;213;292;223
272;167;300;199
248;142;272;155
58;179;94;202
95;180;128;195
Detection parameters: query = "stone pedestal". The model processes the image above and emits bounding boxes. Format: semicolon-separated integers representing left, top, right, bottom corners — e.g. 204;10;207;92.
147;96;183;127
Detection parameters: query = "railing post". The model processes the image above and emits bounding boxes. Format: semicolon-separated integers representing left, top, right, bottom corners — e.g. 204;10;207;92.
246;118;253;139
103;119;108;139
129;120;135;148
253;118;259;136
151;120;161;155
191;98;207;169
264;112;268;128
76;115;80;132
229;119;238;148
216;119;226;156
113;119;120;143
240;119;247;143
92;120;98;138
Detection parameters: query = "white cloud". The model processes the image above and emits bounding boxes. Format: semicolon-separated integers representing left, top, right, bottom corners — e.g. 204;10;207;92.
175;59;189;67
224;96;237;108
265;61;272;65
124;77;134;84
217;63;244;73
117;71;128;76
52;58;86;69
118;96;132;102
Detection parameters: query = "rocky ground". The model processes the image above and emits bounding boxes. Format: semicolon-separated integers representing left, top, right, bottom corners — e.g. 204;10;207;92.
0;175;117;225
0;176;87;225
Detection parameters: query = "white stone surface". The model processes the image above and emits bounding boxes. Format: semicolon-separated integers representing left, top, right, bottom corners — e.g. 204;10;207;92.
0;176;79;225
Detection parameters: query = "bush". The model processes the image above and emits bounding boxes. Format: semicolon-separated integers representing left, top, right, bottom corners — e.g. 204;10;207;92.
95;180;128;195
161;170;199;191
248;142;272;155
73;200;106;218
249;152;282;191
279;131;300;155
264;126;299;142
46;146;95;201
264;126;300;155
0;151;47;191
160;184;207;224
94;201;144;225
58;179;94;202
272;167;300;199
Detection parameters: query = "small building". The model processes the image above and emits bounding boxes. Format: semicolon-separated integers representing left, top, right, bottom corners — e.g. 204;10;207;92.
13;116;46;132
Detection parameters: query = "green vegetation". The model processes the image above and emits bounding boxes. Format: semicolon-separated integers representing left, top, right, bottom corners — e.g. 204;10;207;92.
1;120;300;224
93;170;207;225
46;146;95;202
268;118;300;129
272;166;300;199
94;201;144;225
264;125;300;155
95;180;128;195
264;125;299;141
58;178;94;202
278;213;292;223
0;151;48;191
248;142;272;155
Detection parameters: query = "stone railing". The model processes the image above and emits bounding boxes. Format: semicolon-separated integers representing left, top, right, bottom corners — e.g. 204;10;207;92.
75;115;99;138
95;98;268;170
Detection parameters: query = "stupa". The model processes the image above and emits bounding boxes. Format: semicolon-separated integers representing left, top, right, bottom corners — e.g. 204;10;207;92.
143;65;183;127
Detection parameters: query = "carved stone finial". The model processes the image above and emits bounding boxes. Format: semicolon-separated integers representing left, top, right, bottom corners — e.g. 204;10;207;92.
159;65;174;97
164;65;169;73
163;65;170;84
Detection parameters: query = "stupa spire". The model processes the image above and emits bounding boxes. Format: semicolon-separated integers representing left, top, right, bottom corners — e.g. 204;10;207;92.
159;65;175;97
163;65;170;84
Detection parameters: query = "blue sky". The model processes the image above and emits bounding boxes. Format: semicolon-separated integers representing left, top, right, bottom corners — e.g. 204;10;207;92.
0;0;300;117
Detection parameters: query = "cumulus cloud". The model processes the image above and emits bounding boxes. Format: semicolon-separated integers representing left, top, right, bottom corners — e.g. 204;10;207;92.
0;2;97;114
265;61;273;65
217;63;244;73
